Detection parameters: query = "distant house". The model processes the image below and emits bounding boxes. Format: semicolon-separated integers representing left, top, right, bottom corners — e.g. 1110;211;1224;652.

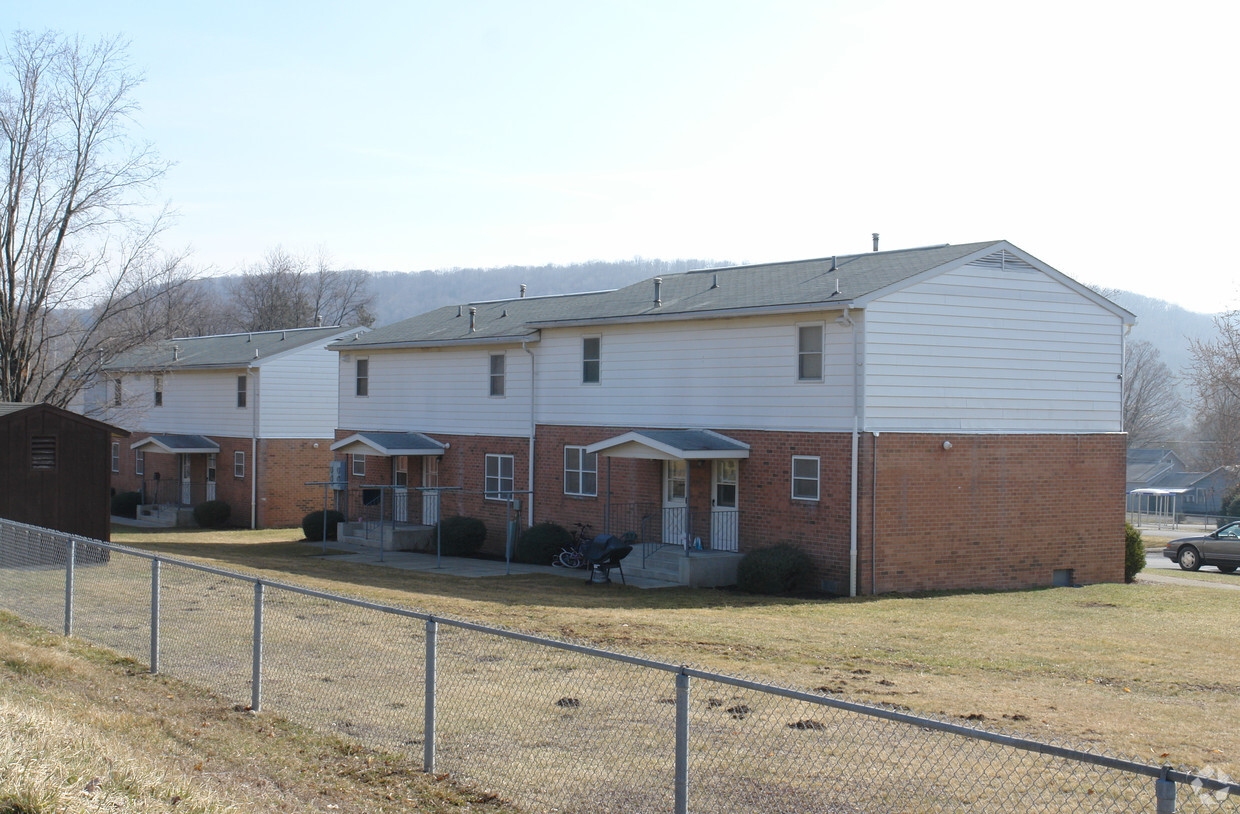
0;403;127;541
78;326;360;528
328;240;1134;594
1126;448;1234;516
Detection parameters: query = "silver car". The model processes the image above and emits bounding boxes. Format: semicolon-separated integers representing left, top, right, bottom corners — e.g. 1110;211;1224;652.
1162;520;1240;573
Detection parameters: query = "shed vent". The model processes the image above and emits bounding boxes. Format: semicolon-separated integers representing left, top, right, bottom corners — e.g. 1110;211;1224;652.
31;436;56;470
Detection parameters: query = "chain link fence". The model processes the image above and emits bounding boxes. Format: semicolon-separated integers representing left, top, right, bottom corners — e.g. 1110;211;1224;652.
0;516;1237;813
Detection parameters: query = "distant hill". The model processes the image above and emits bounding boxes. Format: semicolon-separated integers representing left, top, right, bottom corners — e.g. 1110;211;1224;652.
1096;288;1218;377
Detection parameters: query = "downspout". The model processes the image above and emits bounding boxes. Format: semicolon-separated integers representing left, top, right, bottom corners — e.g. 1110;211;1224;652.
522;340;535;527
837;306;860;598
248;364;259;530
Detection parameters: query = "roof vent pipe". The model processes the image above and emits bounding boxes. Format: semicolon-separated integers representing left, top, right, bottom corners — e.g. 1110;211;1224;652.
711;273;718;289
872;233;880;252
457;305;463;317
173;345;179;361
520;284;527;298
254;348;259;359
653;277;663;306
469;306;477;332
830;255;837;271
281;331;286;340
834;278;841;295
315;314;323;327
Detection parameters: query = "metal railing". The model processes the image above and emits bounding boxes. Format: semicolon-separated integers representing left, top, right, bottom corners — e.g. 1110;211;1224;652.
0;516;1236;813
141;478;217;507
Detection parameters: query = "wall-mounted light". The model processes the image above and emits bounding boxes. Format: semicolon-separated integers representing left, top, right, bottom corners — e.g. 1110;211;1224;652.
942;441;953;450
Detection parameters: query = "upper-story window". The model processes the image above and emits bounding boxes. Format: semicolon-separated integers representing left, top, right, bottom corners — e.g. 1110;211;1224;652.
113;377;123;407
237;375;247;408
797;324;823;381
153;375;163;407
489;353;506;397
355;358;369;397
582;337;601;384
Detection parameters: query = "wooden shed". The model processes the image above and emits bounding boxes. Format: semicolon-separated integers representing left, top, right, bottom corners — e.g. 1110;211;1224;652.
0;403;128;541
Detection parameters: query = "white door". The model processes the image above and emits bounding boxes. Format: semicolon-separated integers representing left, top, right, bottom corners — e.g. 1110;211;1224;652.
711;459;739;551
662;460;688;546
180;455;192;505
422;456;440;526
206;454;217;501
393;456;409;523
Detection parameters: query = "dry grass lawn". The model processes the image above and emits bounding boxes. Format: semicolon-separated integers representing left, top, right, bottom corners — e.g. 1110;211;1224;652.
103;526;1240;783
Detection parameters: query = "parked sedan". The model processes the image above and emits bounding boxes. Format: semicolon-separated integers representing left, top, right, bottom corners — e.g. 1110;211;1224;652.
1162;521;1240;572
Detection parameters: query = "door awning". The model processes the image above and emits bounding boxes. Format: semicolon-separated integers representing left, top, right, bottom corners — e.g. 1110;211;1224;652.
130;434;220;454
586;429;749;461
330;431;446;457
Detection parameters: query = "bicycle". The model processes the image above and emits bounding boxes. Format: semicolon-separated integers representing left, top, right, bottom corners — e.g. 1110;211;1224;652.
552;522;592;568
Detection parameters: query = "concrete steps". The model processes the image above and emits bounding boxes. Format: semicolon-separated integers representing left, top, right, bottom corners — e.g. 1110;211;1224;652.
623;544;742;588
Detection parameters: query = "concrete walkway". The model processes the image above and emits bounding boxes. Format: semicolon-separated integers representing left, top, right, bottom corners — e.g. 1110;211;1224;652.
304;540;683;589
1135;571;1240;592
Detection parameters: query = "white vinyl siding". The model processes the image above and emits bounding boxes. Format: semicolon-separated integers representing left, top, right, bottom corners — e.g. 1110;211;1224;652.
862;263;1124;433
259;341;344;438
127;370;256;437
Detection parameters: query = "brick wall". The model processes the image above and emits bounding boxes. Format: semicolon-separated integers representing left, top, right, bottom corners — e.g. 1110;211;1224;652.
256;438;336;528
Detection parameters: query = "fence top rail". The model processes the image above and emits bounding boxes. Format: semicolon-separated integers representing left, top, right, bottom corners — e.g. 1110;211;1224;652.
6;515;1234;794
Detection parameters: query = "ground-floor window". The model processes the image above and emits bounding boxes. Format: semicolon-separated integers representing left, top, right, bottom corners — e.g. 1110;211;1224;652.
485;453;514;500
234;450;246;478
135;450;144;476
791;455;819;501
564;446;597;496
353;453;366;478
111;442;120;473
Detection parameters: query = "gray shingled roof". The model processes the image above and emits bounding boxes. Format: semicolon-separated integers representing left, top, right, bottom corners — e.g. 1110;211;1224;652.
104;326;354;371
330;431;446;456
130;434;220;454
333;242;1002;350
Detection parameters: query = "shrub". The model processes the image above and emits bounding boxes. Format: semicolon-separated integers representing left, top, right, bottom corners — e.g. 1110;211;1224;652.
110;491;142;519
192;500;231;529
1222;484;1240;520
736;543;814;595
435;516;487;557
515;522;572;564
302;510;345;541
1124;522;1145;583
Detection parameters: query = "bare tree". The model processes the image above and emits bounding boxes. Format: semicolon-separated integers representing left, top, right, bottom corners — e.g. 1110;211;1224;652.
228;246;374;331
1123;339;1183;447
1186;310;1240;469
0;31;192;406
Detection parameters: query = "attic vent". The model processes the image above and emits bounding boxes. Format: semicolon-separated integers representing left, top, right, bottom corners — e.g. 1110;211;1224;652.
969;249;1037;273
31;436;56;470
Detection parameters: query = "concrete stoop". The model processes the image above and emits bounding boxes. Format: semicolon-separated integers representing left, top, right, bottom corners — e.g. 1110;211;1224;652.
337;521;435;552
624;544;742;588
135;504;191;527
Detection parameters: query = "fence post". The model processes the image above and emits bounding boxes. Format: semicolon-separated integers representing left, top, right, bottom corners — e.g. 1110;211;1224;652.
150;559;161;674
675;668;690;814
252;581;264;712
1156;766;1176;813
424;616;437;774
64;538;75;637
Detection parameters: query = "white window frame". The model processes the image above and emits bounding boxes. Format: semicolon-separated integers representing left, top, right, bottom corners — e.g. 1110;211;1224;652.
234;450;245;478
489;353;506;397
582;336;601;384
237;375;247;408
485;453;514;501
355;357;369;397
564;445;598;497
352;453;366;478
796;322;824;382
111;441;120;473
153;375;163;407
791;455;820;501
135;450;144;476
113;377;123;407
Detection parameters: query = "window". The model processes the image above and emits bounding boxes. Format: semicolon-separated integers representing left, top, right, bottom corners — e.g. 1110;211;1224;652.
234;450;245;478
355;358;369;397
797;324;823;381
489;353;505;397
485;453;514;500
206;454;216;484
31;436;56;471
135;450;145;476
111;442;120;473
153;375;163;407
394;455;408;487
237;375;247;408
352;453;366;478
582;337;601;384
564;446;598;496
792;456;820;501
113;377;123;407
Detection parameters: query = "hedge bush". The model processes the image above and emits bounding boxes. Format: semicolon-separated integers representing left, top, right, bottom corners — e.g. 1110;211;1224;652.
736;543;814;595
1124;522;1145;583
435;516;487;557
192;500;231;529
1222;484;1240;520
515;522;573;564
110;491;142;519
302;510;346;541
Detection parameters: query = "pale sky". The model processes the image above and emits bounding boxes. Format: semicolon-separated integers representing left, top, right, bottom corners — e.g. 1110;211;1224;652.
7;0;1238;314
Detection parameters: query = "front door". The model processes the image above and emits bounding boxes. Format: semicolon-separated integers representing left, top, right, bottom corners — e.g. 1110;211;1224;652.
180;454;192;505
711;459;738;551
422;456;440;526
662;460;688;546
206;454;217;501
393;456;409;523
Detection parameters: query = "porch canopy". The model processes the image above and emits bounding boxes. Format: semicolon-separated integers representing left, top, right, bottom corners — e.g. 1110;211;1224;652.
330;431;446;457
130;434;220;454
585;429;749;460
